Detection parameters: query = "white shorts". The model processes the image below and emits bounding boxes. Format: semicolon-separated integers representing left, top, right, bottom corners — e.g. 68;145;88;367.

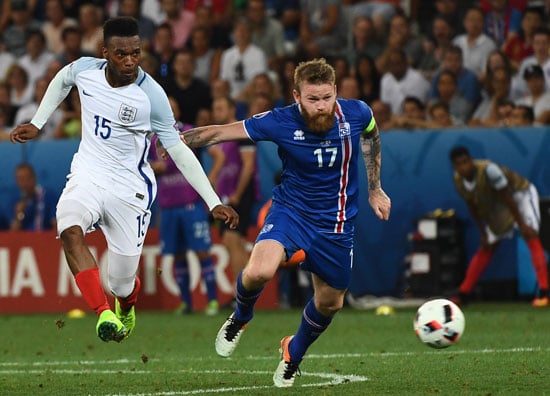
486;184;540;244
56;173;152;256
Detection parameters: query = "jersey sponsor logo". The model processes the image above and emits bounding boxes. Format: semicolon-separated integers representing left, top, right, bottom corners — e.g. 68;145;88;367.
119;104;137;124
293;130;305;140
339;122;350;137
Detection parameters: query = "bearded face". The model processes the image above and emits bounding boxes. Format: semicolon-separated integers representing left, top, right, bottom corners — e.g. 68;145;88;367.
300;101;336;134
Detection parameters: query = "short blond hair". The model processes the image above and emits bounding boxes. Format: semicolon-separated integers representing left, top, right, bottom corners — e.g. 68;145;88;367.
293;58;335;93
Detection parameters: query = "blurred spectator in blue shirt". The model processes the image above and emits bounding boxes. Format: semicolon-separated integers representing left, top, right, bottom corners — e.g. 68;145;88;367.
9;163;57;231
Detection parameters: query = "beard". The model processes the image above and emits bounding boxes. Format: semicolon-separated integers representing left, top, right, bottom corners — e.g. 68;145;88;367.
300;102;336;135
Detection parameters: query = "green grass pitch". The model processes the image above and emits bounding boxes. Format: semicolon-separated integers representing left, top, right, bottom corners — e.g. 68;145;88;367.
1;303;549;395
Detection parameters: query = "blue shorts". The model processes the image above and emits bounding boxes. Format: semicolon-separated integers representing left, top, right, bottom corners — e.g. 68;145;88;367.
256;201;354;290
159;203;212;255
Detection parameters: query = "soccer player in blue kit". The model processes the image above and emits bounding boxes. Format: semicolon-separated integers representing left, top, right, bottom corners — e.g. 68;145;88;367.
177;58;391;387
10;17;238;343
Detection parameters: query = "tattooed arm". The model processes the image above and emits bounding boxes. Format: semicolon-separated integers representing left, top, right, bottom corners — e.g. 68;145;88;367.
182;121;248;147
361;124;391;221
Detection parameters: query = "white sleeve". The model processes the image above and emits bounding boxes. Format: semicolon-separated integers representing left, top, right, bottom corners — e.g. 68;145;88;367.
30;64;74;129
165;140;223;211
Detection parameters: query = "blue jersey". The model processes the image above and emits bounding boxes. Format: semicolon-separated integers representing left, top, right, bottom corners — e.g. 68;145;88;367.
244;99;375;232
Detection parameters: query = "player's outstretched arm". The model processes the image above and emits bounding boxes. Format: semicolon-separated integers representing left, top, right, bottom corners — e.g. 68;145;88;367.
182;121;247;147
361;124;391;221
10;123;40;143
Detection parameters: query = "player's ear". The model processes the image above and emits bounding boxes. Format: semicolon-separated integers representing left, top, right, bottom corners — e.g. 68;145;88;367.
292;89;300;104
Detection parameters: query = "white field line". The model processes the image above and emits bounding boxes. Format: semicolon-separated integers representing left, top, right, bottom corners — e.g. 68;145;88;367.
1;348;548;396
0;346;547;369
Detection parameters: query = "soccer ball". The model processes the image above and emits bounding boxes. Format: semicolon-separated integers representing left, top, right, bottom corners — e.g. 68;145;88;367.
413;298;465;349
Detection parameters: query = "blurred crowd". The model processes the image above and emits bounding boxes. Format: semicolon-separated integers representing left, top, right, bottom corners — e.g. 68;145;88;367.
0;0;549;143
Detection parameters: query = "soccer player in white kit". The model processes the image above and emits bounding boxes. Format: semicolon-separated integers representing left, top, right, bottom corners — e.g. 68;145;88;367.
10;17;239;342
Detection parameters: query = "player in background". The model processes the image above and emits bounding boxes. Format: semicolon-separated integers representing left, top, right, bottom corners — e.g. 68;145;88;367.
206;96;260;305
160;58;391;387
449;146;549;307
149;98;219;316
9;17;238;342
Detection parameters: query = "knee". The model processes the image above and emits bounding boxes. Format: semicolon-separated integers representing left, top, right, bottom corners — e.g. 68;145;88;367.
60;226;85;249
315;297;344;316
243;267;275;287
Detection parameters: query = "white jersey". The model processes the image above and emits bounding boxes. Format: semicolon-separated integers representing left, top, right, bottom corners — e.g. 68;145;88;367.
33;57;181;209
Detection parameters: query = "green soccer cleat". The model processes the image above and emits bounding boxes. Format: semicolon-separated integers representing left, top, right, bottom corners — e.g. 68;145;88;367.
96;309;127;342
115;299;136;338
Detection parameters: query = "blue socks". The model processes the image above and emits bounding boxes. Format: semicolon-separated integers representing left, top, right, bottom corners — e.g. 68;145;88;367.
200;256;217;302
234;272;263;322
174;259;191;307
289;298;333;362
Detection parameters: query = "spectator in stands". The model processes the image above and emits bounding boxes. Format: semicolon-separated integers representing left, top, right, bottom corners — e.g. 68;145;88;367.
429;69;473;124
503;7;544;72
9;162;57;231
79;4;103;56
380;48;430;115
245;92;274;119
338;76;361;100
164;50;212;126
42;0;77;55
188;26;222;85
428;100;462;127
428;0;466;36
263;0;301;55
346;16;384;67
192;5;232;50
347;1;397;43
417;15;455;81
117;0;156;53
151;23;176;86
376;13;424;74
247;0;286;72
236;72;284;119
479;49;516;96
220;18;267;99
13;78;63;140
370;99;395;131
6;64;33;109
483;0;523;48
18;30;56;89
3;0;42;56
56;26;94;66
515;27;550;98
392;96;426;129
0;33;15;81
298;0;348;58
453;7;497;79
496;98;516;125
429;45;481;110
507;104;535;126
470;66;514;126
515;64;550;124
210;78;231;101
353;53;380;103
159;0;195;50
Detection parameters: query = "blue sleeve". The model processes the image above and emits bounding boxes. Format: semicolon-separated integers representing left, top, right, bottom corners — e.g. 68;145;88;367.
243;110;278;142
140;74;180;148
355;100;375;134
